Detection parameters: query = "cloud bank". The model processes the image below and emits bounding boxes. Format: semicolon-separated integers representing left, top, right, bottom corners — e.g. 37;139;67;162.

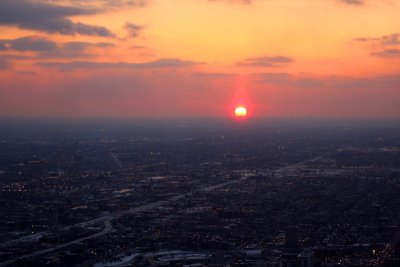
0;0;114;37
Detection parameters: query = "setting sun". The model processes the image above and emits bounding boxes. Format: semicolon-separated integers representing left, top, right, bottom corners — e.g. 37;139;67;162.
234;106;247;118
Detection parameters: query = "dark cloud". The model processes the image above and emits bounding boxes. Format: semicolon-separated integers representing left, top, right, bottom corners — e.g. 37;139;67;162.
237;56;294;67
381;33;400;46
354;33;400;46
99;0;150;8
353;37;378;43
354;33;400;59
0;0;114;37
130;45;147;49
372;49;400;58
207;0;253;4
0;36;115;59
38;58;202;71
52;0;151;8
340;0;364;5
6;36;57;52
63;42;115;52
71;22;114;37
124;23;145;38
0;36;58;53
208;0;366;5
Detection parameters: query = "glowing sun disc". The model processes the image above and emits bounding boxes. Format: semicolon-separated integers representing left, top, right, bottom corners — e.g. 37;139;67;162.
234;106;247;117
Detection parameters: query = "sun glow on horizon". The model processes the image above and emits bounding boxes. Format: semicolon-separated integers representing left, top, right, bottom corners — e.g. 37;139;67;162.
234;106;247;118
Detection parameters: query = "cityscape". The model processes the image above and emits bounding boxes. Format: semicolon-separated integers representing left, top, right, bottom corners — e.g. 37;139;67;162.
0;118;399;266
1;0;400;266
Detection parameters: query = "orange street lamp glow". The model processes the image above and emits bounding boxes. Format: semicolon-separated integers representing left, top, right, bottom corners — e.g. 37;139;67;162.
234;106;247;118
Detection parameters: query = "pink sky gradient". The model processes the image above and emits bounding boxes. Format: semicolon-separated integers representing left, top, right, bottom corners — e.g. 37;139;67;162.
0;0;399;118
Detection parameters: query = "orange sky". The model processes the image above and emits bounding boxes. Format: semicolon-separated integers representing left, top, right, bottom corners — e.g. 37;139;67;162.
0;0;399;117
